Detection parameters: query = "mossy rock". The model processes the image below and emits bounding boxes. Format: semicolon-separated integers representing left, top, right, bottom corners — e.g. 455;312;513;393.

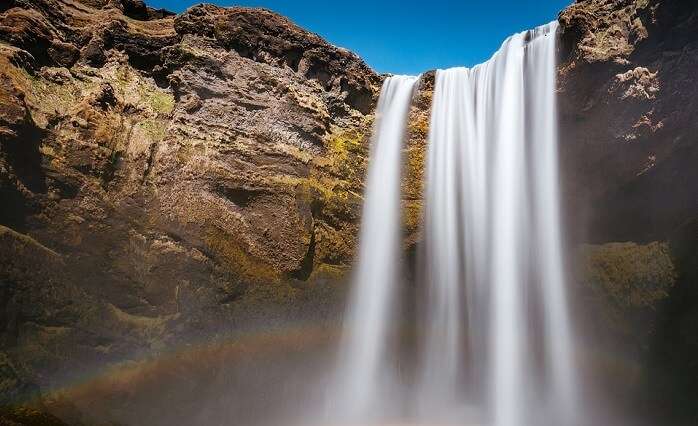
577;241;677;349
0;353;39;407
579;241;676;310
317;126;369;184
205;229;280;284
0;406;68;426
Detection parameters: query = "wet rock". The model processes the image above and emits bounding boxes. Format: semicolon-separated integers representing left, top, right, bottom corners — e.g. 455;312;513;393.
0;352;40;405
558;0;698;243
556;2;698;418
646;217;698;422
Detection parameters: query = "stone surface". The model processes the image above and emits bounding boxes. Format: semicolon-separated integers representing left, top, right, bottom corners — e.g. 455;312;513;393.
646;217;698;422
558;0;698;243
556;2;698;418
0;0;380;413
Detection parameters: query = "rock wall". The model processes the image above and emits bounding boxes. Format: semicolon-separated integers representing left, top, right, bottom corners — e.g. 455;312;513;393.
558;0;698;244
559;0;698;424
0;0;381;411
557;1;698;421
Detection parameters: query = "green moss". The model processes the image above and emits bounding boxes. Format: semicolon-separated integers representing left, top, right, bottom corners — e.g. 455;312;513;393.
320;127;368;181
16;67;80;117
404;142;426;199
307;263;348;282
137;119;168;141
146;91;175;114
113;65;174;115
204;229;306;309
205;230;279;283
326;129;364;157
268;175;345;206
115;66;130;87
580;241;676;309
402;200;423;237
313;222;355;266
401;106;429;236
327;129;365;154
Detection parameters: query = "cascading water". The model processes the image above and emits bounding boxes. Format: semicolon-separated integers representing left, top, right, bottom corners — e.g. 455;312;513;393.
419;21;579;426
526;23;579;426
326;75;419;423
321;21;578;426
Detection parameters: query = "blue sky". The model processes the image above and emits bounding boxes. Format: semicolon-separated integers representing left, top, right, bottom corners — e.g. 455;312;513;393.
149;0;573;75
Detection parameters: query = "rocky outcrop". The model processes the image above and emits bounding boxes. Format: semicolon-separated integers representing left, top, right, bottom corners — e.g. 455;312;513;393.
0;0;380;411
558;2;698;420
170;4;376;114
558;0;698;243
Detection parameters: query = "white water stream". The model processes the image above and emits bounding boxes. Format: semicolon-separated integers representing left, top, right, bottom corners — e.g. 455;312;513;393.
325;21;578;426
327;75;419;424
419;21;578;426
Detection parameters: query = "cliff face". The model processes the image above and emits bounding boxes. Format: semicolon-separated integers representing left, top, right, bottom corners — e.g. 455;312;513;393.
558;0;698;243
0;0;697;423
0;0;380;408
556;1;698;421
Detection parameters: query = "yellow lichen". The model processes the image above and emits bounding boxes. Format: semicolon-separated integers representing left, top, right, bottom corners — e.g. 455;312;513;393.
580;241;676;309
205;229;280;283
136;119;168;142
112;65;174;115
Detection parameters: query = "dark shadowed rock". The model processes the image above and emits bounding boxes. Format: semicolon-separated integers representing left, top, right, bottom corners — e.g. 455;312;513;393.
558;0;698;243
557;1;698;419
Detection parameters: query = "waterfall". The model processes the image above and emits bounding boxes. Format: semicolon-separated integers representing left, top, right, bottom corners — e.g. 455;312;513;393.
322;20;578;426
327;75;419;423
419;21;579;426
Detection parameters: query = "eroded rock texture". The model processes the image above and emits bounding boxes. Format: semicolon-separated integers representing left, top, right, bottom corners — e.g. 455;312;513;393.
558;0;698;243
558;1;698;421
0;0;381;411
